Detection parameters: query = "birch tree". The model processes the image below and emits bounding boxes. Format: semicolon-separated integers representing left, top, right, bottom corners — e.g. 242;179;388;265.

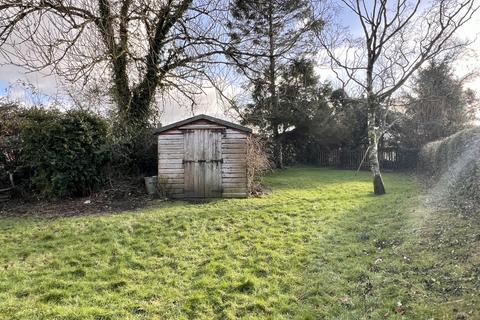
318;0;478;194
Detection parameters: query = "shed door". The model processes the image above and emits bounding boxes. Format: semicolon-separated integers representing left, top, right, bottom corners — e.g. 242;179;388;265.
184;129;223;198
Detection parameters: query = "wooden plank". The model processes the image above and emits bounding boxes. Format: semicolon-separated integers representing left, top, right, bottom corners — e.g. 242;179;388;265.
159;148;183;152
222;145;246;149
158;172;184;177
160;178;184;184
159;152;184;157
222;150;246;154
159;129;183;135
195;131;205;197
159;135;183;140
158;168;184;174
222;164;246;169
222;163;246;168
158;140;183;144
159;158;184;164
159;176;185;186
223;193;248;198
159;167;184;172
159;139;183;143
223;157;246;162
168;190;184;196
159;144;183;149
223;137;247;141
222;182;247;188
167;186;184;191
224;133;247;139
159;151;184;154
158;134;183;139
158;175;184;181
223;153;245;158
159;149;184;153
225;128;247;134
223;177;247;183
222;144;246;149
222;143;246;147
158;141;184;146
206;130;222;197
222;143;246;148
222;171;246;176
223;137;247;142
223;186;247;191
159;140;183;144
179;125;226;130
183;130;194;197
159;153;184;158
222;149;246;154
223;161;246;165
162;183;185;188
158;163;184;169
158;156;184;160
222;173;246;178
223;158;246;162
158;143;183;147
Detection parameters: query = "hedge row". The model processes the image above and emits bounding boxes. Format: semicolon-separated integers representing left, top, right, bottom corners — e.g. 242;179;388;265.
418;127;480;214
1;106;158;199
22;108;110;198
0;106;112;198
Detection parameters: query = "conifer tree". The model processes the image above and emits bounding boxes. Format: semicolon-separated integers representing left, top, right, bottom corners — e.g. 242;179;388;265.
228;0;323;168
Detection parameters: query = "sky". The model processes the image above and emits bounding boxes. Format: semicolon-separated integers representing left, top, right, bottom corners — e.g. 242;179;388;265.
1;1;480;126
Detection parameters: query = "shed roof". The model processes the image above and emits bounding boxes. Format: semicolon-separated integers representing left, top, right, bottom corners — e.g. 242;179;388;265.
154;114;252;134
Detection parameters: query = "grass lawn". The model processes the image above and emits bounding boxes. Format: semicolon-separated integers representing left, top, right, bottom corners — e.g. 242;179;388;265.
0;168;479;319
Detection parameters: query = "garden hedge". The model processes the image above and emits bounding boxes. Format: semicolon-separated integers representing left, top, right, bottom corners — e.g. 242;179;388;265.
22;108;110;198
418;127;480;214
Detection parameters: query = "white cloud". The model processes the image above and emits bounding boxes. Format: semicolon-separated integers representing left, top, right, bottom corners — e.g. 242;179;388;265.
0;64;60;97
454;13;480;91
2;7;479;123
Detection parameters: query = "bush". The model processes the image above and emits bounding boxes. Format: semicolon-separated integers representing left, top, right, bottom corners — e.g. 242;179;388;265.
109;125;157;176
418;127;480;214
246;135;272;195
22;108;110;198
0;103;30;193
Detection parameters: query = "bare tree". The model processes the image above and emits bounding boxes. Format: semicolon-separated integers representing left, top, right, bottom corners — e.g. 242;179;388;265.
318;0;478;194
0;0;230;129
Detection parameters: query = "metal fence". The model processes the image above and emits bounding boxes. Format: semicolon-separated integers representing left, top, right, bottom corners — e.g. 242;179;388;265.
315;147;418;171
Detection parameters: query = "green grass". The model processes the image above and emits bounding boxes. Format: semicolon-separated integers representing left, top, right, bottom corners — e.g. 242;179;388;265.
0;168;479;319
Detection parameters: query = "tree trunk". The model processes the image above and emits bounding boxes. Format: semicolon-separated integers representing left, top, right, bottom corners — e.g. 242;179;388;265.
267;2;283;169
365;41;386;195
367;94;386;195
272;125;283;169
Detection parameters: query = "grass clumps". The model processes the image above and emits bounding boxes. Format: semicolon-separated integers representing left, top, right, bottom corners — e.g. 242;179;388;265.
418;127;480;213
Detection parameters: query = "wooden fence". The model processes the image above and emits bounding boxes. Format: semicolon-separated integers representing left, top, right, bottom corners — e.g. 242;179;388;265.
315;147;418;171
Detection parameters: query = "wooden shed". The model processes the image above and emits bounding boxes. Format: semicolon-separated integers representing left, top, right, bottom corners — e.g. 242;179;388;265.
154;114;252;198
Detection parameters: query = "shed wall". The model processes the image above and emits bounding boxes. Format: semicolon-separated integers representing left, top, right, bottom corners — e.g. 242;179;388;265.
158;123;249;198
222;128;248;198
158;129;185;198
